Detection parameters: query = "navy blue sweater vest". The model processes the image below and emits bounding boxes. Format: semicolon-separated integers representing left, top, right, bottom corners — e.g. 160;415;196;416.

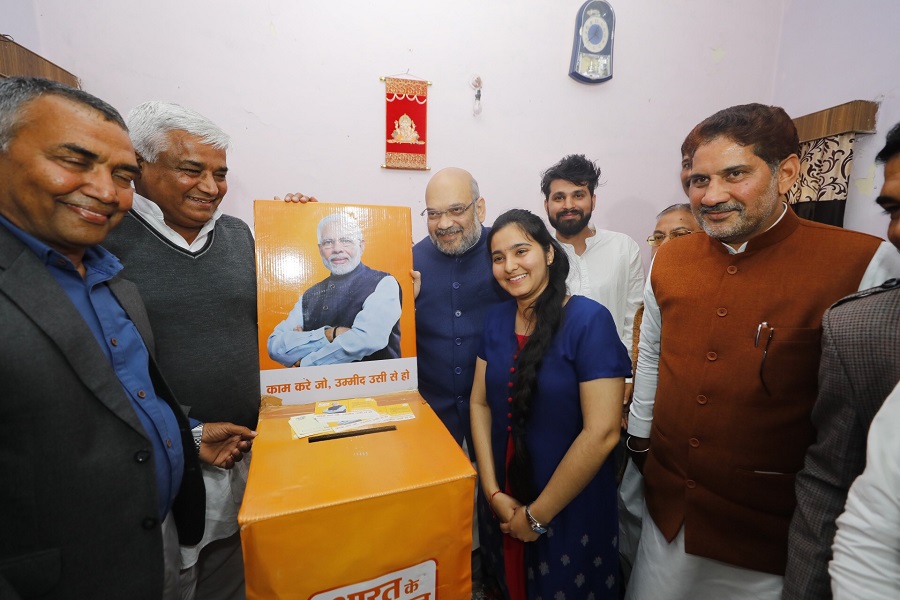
302;263;401;361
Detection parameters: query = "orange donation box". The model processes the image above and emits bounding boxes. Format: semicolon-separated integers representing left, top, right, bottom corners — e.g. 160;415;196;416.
238;392;476;599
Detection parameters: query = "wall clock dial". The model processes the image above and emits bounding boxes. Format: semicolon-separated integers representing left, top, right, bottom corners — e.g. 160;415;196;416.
569;0;615;84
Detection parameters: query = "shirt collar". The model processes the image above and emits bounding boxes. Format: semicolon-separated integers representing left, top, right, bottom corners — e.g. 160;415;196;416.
131;192;222;250
722;202;789;255
0;213;122;276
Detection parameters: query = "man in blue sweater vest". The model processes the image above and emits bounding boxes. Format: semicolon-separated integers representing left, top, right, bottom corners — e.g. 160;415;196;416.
103;101;259;600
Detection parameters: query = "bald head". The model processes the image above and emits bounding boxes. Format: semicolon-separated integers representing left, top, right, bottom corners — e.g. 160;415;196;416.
423;167;486;256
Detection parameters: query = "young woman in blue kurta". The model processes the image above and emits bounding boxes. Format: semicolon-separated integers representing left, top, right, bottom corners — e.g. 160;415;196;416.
470;209;631;600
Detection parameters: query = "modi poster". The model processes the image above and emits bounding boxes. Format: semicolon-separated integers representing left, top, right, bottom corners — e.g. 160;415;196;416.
255;201;417;404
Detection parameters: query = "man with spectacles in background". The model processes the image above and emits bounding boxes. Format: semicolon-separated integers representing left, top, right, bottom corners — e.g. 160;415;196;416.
624;103;900;600
268;212;401;367
646;203;700;255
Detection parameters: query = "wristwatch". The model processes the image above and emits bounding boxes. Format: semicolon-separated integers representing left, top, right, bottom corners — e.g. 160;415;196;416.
191;423;203;453
525;505;547;534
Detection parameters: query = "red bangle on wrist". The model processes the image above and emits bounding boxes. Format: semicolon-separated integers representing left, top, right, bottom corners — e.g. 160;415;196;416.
488;489;502;519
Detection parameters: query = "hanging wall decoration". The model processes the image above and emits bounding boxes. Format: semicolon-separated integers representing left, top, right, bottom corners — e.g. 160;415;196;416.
382;76;429;170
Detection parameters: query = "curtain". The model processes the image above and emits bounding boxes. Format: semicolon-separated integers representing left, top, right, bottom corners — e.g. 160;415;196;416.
787;133;855;227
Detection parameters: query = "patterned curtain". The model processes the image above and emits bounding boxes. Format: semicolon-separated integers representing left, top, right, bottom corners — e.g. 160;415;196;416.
787;133;855;227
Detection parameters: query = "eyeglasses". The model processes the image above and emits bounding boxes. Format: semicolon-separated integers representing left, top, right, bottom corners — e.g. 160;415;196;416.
755;321;775;395
420;200;476;222
319;237;358;250
646;229;696;247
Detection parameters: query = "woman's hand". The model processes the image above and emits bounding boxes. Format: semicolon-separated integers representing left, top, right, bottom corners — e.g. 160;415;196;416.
504;505;540;542
491;491;521;525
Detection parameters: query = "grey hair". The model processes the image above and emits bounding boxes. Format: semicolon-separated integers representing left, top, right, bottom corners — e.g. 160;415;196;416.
316;213;363;243
0;77;126;151
656;203;692;220
470;176;481;202
126;101;229;162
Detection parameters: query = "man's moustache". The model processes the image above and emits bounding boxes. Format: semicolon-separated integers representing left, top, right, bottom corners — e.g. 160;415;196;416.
436;225;464;236
699;203;741;214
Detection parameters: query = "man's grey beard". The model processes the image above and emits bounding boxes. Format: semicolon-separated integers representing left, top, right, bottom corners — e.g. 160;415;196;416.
323;252;361;275
431;222;481;256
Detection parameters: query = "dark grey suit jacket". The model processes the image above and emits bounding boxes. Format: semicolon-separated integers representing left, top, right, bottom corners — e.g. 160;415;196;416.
0;226;205;600
783;279;900;599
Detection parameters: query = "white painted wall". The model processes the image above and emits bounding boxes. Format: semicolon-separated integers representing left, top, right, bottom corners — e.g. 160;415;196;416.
773;0;900;240
2;0;793;270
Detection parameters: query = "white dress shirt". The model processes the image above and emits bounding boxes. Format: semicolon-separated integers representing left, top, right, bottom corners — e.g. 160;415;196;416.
830;380;900;599
130;193;223;252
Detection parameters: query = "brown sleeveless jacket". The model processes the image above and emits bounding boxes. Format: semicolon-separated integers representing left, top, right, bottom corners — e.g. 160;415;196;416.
645;207;881;574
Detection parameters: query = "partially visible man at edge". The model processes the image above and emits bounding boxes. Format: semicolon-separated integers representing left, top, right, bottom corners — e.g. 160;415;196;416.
624;103;900;600
783;121;900;599
103;101;260;600
0;77;253;600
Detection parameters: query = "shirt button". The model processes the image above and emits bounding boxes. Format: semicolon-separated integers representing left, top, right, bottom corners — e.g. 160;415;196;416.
507;397;513;403
689;438;700;448
142;517;158;530
716;308;727;317
328;283;335;289
457;396;464;403
56;258;67;267
507;412;512;419
706;352;717;361
134;450;150;463
726;265;738;274
697;395;708;405
323;305;329;311
508;382;514;388
454;367;462;375
455;338;462;346
507;425;512;432
137;390;147;399
166;439;172;448
509;367;515;373
110;338;118;346
686;480;697;489
455;310;462;317
452;282;460;289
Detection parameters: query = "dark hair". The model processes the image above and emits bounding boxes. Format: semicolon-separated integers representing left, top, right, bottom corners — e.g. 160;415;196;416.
0;77;126;151
487;209;569;503
540;154;601;199
876;122;900;164
680;103;799;169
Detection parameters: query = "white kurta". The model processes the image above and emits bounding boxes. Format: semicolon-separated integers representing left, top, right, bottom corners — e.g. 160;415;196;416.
558;227;644;367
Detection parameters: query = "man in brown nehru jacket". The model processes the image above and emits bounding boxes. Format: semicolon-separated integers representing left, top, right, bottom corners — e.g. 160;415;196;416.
624;103;900;599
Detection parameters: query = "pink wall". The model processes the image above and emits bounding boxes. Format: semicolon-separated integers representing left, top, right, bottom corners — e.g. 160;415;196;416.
773;0;900;240
2;0;793;270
